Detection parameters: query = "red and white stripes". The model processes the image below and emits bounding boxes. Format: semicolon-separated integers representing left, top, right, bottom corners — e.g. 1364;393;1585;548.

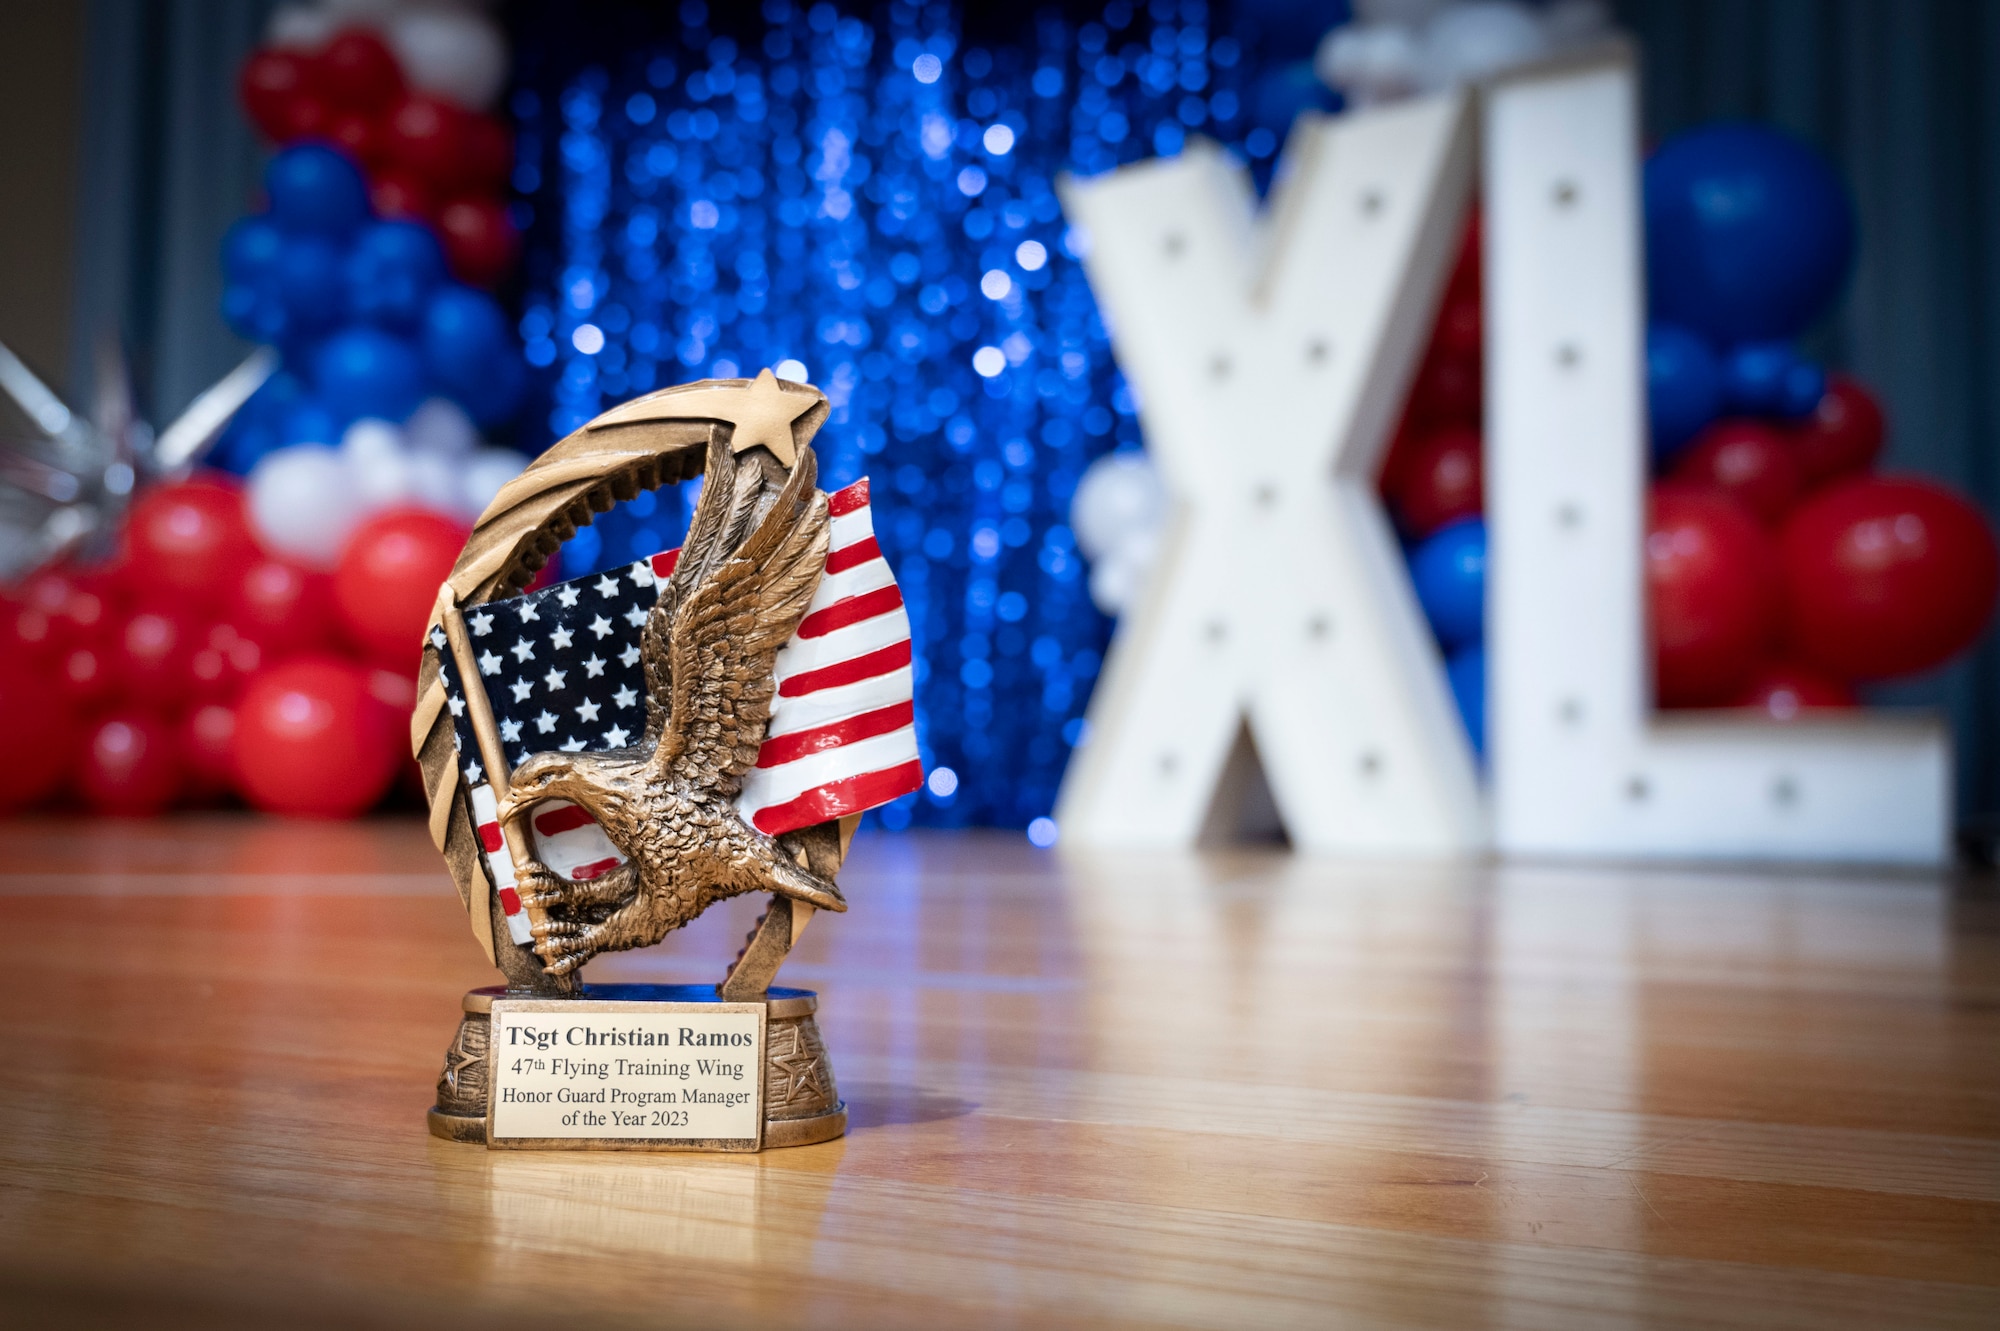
469;783;532;945
738;477;923;835
470;785;630;946
467;476;919;944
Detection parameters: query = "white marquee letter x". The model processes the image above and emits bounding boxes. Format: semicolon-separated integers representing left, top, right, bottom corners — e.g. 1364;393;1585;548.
1057;97;1485;852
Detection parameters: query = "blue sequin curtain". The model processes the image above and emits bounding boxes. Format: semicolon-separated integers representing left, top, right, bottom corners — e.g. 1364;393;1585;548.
506;0;1270;830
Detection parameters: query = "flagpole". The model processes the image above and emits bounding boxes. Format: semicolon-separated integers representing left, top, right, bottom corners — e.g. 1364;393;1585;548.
434;583;564;962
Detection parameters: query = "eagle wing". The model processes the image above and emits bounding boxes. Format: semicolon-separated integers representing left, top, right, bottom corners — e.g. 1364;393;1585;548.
647;444;829;796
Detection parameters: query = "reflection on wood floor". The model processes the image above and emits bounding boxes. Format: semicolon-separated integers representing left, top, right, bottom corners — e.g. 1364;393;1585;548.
0;816;1993;1328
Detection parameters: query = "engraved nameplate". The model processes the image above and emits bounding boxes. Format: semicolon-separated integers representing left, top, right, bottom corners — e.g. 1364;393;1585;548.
487;999;767;1150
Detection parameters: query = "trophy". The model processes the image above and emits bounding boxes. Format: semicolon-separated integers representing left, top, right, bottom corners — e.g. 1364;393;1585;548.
419;371;920;1150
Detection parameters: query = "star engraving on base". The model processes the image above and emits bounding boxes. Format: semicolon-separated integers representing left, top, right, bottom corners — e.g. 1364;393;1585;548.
768;1022;828;1105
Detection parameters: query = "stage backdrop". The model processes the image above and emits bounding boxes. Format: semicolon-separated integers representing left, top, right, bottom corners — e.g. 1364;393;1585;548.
505;0;1302;831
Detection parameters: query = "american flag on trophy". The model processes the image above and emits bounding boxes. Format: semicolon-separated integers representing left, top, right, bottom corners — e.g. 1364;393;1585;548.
433;477;919;945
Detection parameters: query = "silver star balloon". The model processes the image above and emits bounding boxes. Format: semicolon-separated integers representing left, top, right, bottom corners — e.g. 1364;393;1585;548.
0;338;276;582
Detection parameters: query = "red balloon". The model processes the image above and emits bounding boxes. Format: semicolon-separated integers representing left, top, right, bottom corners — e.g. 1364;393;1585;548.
78;712;181;816
1792;375;1885;490
21;570;111;646
1648;486;1779;707
124;479;258;610
238;49;317;141
55;645;115;709
437;197;521;287
366;667;419;714
1670;419;1801;526
188;624;267;703
1376;413;1425;498
317;29;404;114
326;111;384;168
234;657;399;817
116;608;198;705
1389;425;1483;538
382;94;470;189
333;508;469;667
461;115;515;192
1730;660;1857;720
1429;291;1481;364
1447;209;1481;304
1779;477;2000;681
368;173;435;223
236;557;331;655
281;92;334;144
1409;350;1481;426
0;659;74;810
180;702;239;797
3;596;58;667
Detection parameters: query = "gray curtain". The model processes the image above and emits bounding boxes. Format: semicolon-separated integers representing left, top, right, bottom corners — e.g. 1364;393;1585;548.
1618;0;2000;836
68;0;271;421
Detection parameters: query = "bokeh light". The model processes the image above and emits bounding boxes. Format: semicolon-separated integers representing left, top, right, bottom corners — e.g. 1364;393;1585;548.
511;0;1265;828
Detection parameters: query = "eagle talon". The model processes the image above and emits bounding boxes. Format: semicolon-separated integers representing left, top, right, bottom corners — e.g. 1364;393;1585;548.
533;929;587;965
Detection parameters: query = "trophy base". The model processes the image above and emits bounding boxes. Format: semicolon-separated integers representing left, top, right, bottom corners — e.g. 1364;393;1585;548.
426;983;846;1151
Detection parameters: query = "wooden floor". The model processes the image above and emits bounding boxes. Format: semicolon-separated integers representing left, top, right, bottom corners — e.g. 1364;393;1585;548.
0;818;1994;1329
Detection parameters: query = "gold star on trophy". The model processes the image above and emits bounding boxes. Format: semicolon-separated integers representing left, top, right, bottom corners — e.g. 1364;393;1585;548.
588;367;818;466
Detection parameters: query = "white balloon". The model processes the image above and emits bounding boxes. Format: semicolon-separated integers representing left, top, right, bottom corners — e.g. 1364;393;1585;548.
247;445;368;568
387;10;509;110
1070;452;1167;561
265;4;338;51
339;416;404;464
404;396;480;457
339;418;412;509
1088;549;1148;616
458;447;530;521
1112;523;1162;572
406;450;464;516
1316;24;1425;105
1421;2;1551;89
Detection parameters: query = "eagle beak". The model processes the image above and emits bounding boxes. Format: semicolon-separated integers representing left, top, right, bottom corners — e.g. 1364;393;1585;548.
499;755;572;819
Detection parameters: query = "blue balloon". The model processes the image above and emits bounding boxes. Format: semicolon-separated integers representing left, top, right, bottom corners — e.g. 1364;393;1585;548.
1445;643;1486;758
240;369;308;429
266;144;368;238
346;221;445;330
457;350;527;427
1645;123;1856;343
275;235;347;332
221;216;285;286
1410;517;1486;651
221;283;275;343
1648;323;1723;459
313;326;426;425
1779;359;1826;418
211;419;279;475
279;399;341;447
423;284;512;393
1721;341;1795;413
213;370;312;474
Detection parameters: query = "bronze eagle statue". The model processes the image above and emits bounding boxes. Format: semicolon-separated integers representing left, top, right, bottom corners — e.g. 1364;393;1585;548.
496;426;848;976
